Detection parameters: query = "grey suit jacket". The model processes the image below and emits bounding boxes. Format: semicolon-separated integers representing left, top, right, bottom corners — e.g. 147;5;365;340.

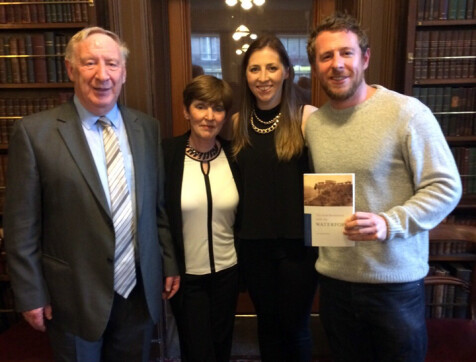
3;100;178;340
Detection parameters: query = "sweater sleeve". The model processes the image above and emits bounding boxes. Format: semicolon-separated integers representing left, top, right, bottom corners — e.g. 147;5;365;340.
380;104;462;240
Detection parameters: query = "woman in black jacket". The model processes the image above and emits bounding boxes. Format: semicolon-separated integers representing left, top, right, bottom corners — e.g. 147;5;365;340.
163;75;241;362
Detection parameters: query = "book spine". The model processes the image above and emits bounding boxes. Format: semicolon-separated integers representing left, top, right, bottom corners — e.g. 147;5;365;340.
448;0;459;18
439;0;449;19
31;34;47;83
429;31;439;79
0;37;6;84
54;34;63;83
457;0;468;18
24;34;35;83
17;36;28;84
28;0;38;24
466;0;475;18
44;31;57;83
3;39;12;83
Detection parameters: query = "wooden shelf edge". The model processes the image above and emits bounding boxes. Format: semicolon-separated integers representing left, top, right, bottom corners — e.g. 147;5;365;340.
0;22;90;30
416;19;476;26
0;83;73;89
413;78;476;86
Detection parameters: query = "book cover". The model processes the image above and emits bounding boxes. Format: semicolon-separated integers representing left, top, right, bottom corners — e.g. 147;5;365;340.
304;173;355;247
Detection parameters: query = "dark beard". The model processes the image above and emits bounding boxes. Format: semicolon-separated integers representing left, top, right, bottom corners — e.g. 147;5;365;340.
322;74;363;101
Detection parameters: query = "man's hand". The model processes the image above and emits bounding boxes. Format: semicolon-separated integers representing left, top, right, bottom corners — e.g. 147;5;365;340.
162;275;180;300
344;212;388;241
22;305;52;332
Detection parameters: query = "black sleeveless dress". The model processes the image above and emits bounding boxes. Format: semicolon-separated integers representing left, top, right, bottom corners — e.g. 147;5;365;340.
236;104;309;241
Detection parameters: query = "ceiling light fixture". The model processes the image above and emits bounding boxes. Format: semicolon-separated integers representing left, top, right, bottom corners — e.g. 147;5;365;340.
232;25;250;41
226;0;265;10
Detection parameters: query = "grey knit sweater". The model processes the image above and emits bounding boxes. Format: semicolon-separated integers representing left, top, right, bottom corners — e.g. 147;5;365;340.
305;85;462;283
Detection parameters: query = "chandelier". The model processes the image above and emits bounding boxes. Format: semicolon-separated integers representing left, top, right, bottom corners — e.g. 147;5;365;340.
225;0;265;10
232;25;257;55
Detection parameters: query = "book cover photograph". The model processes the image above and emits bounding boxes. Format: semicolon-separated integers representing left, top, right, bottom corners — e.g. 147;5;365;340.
304;173;355;247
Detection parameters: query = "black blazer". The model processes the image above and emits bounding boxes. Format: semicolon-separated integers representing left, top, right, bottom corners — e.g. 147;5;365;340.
162;131;241;276
4;100;178;340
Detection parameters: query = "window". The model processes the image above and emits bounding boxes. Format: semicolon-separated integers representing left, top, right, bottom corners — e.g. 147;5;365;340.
191;35;222;78
278;35;312;80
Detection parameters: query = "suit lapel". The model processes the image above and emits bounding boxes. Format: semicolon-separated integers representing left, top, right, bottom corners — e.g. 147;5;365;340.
120;106;145;218
56;102;110;216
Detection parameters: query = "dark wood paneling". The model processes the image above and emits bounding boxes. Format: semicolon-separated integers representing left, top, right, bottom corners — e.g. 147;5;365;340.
106;0;173;137
168;0;192;137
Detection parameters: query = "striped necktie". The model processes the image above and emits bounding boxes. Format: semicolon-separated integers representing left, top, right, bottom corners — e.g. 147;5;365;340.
98;116;136;298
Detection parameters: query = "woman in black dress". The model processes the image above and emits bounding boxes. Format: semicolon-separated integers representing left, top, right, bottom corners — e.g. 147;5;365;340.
230;34;319;362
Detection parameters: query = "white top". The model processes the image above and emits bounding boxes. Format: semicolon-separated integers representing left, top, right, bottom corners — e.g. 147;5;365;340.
181;150;239;275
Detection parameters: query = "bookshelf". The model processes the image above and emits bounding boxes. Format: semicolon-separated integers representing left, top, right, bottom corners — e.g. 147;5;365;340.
0;0;97;330
404;0;476;218
404;0;476;320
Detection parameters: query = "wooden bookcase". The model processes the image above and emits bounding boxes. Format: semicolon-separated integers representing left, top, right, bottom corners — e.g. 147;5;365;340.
404;0;476;319
0;0;97;331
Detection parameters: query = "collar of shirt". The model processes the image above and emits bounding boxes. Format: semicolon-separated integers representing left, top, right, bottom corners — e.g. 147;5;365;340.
73;95;121;131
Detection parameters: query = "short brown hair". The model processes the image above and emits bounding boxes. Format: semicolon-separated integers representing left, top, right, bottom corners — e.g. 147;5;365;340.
183;75;233;116
307;12;369;65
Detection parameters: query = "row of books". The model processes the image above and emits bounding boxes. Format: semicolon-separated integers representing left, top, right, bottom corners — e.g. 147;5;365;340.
430;239;474;255
0;93;73;116
0;0;90;24
413;86;475;113
413;28;476;80
0;154;7;188
0;93;73;145
426;261;472;319
417;0;476;20
444;214;476;226
0;230;6;277
413;86;476;137
0;32;72;84
451;147;476;194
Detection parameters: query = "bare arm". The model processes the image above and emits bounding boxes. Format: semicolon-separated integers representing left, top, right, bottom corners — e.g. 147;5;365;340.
301;104;318;134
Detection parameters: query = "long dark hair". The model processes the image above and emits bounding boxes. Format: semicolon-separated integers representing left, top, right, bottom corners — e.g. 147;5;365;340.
232;34;304;161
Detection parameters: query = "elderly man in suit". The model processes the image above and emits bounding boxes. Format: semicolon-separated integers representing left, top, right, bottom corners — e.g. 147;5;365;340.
3;26;180;361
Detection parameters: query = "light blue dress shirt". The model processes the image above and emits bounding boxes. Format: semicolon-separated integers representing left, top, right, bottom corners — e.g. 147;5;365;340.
74;96;136;213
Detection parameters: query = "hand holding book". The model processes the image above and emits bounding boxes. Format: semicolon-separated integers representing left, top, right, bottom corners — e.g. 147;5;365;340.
343;211;388;241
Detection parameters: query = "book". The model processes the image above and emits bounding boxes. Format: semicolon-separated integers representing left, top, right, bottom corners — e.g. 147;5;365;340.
420;30;430;79
31;33;47;83
3;36;11;83
24;34;35;83
304;173;355;247
447;262;471;318
0;2;5;23
432;263;450;318
44;31;57;83
54;34;63;83
37;0;46;23
28;0;38;23
439;0;449;19
457;0;468;18
21;0;31;23
17;36;28;83
467;0;475;18
448;0;459;18
428;31;439;79
10;36;22;84
0;37;6;83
